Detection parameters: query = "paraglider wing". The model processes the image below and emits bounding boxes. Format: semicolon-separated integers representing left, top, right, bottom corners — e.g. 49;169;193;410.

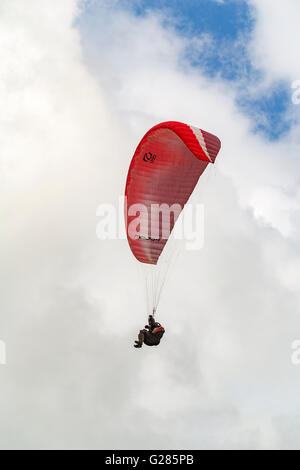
125;121;221;265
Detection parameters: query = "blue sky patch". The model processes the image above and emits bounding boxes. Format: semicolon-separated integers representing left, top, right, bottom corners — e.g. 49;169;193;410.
238;82;295;140
132;0;253;41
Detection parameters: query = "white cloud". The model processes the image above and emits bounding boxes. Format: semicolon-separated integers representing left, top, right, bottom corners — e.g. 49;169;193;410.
248;0;300;81
0;0;300;450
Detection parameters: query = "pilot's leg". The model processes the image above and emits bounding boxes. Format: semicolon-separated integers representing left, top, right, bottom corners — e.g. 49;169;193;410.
134;329;145;348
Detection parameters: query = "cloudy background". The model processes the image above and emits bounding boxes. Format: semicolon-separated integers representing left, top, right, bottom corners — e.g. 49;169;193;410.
0;0;300;450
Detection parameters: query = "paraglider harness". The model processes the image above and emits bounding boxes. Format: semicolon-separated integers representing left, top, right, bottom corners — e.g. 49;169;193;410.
134;310;165;348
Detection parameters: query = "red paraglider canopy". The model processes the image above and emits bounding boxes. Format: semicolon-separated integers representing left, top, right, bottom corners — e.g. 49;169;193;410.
125;121;221;265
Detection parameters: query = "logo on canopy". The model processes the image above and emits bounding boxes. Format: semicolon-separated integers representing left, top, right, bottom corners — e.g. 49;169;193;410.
143;152;156;163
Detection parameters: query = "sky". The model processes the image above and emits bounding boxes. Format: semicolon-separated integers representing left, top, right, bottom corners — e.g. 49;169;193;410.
1;0;300;450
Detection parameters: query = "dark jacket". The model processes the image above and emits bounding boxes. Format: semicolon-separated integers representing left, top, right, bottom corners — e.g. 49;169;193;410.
143;317;165;346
